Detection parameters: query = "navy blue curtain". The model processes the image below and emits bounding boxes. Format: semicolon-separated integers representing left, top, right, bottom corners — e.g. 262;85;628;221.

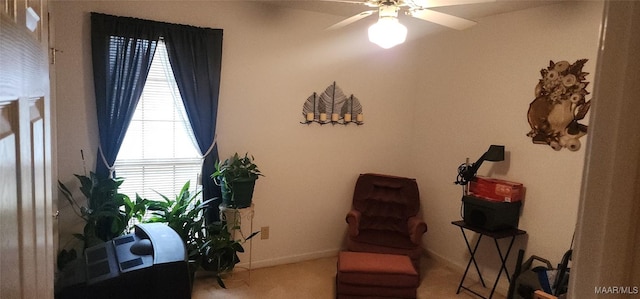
91;13;223;221
164;24;223;222
91;13;160;178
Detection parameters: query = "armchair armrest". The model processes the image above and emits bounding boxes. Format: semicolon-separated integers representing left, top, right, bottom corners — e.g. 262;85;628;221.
407;216;427;245
345;209;361;237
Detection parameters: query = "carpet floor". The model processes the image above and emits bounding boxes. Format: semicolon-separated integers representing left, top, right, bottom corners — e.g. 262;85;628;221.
192;254;507;299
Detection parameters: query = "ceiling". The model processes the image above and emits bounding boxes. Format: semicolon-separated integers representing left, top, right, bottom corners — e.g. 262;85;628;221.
263;0;564;27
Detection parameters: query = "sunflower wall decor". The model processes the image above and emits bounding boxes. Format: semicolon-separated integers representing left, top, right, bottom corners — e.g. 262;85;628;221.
527;59;592;151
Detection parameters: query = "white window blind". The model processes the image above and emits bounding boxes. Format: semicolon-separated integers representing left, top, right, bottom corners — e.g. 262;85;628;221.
114;40;202;200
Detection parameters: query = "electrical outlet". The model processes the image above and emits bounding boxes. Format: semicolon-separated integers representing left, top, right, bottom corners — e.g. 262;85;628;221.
261;226;269;240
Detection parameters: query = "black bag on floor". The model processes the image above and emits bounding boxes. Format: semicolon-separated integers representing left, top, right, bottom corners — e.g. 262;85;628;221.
509;250;571;299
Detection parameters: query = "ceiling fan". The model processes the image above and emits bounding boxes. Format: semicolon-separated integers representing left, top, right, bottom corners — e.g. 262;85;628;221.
324;0;495;48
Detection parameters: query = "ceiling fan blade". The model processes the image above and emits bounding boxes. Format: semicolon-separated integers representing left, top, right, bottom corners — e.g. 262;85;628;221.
410;9;477;30
321;0;368;4
408;0;495;9
320;0;379;7
326;10;376;30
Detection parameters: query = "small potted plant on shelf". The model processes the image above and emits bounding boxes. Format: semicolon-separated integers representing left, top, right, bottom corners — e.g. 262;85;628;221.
211;152;263;209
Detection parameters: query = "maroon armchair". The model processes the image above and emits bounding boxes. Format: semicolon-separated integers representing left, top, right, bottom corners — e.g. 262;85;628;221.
345;173;427;270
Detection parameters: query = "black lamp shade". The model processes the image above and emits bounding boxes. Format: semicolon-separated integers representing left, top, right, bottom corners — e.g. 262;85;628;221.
483;145;505;162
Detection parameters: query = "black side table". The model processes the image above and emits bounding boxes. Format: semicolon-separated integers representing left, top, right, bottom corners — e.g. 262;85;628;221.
452;220;526;299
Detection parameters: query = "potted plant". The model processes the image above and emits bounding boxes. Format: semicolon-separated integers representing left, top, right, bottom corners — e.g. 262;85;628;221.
211;153;263;208
58;172;146;249
144;181;258;288
143;181;212;281
57;172;147;272
195;222;259;288
145;181;210;252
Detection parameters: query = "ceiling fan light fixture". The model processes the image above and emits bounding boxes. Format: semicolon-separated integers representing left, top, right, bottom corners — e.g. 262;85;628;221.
368;17;407;49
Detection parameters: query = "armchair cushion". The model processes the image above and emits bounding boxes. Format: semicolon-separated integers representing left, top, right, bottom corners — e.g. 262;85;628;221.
352;229;417;249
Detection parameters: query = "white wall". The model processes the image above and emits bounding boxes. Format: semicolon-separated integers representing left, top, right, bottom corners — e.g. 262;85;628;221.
409;0;603;287
52;1;417;264
52;0;604;281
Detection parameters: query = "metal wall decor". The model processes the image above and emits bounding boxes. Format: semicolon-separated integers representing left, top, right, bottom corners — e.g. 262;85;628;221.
301;82;364;125
527;59;592;151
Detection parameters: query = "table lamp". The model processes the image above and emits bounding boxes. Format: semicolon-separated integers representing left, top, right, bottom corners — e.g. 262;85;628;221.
454;145;505;186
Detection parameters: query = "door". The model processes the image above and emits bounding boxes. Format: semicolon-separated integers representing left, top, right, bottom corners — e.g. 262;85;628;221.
1;0;54;298
570;1;640;297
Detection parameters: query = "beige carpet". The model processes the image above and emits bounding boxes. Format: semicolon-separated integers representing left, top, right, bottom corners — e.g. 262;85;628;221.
192;255;506;299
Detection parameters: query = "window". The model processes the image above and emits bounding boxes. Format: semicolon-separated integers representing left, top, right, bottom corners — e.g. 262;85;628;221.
114;40;202;200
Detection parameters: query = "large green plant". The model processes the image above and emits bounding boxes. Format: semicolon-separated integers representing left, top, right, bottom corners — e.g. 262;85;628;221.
144;181;257;288
144;181;210;258
58;172;147;249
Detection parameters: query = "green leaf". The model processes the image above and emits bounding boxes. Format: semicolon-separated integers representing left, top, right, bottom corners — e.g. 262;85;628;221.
58;181;75;204
232;243;244;252
75;174;93;199
245;231;260;241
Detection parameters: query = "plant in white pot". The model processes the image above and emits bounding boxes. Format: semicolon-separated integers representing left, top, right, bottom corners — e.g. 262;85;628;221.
211;153;263;208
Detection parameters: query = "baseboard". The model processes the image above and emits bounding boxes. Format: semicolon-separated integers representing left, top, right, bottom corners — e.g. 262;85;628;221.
236;248;340;269
423;248;510;297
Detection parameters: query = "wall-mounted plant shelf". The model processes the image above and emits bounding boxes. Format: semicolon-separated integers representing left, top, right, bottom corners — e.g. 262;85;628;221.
301;82;363;126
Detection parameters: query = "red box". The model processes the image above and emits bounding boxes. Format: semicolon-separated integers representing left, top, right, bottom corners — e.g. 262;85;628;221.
469;176;524;202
